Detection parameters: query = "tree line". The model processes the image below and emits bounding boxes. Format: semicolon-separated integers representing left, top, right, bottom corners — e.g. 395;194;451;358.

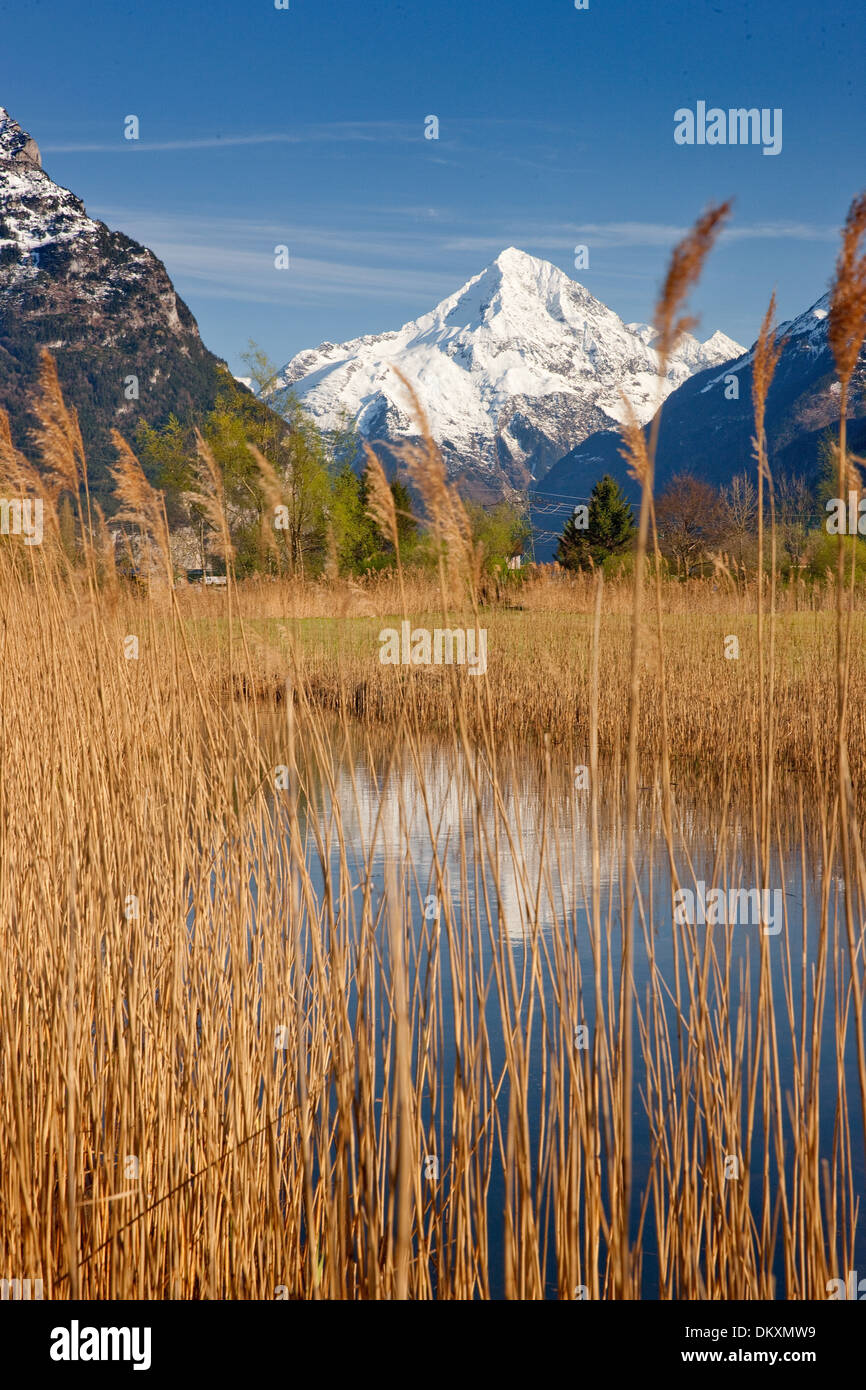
131;344;529;581
555;439;863;581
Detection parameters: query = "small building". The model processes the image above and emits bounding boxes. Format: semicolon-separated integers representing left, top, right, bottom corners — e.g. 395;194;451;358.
186;569;227;587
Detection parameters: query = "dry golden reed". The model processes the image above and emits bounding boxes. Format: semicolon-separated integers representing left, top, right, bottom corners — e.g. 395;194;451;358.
1;197;866;1306
31;347;85;501
652;200;732;370
828;191;866;392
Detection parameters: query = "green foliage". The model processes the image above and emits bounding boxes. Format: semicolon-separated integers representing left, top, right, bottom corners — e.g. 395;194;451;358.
466;501;530;574
805;527;866;581
330;464;379;574
135;414;189;488
134;414;194;529
602;548;637;579
133;369;427;579
555;474;636;570
239;340;282;402
555;513;590;571
266;393;331;577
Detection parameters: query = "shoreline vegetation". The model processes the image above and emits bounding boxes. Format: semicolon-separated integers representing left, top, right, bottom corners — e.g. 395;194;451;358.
179;577;866;787
2;195;866;1299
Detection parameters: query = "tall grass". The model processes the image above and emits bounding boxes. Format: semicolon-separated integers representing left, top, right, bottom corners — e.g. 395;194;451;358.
0;200;865;1300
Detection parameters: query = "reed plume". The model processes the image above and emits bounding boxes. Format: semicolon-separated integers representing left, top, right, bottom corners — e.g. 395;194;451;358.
362;442;399;555
248;440;288;568
191;428;234;566
0;408;41;494
751;293;784;471
653;201;732;372
109;429;173;582
390;367;477;604
30;349;85;501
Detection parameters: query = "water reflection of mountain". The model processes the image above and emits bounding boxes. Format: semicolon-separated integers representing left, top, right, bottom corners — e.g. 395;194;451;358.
319;749;627;939
293;734;827;945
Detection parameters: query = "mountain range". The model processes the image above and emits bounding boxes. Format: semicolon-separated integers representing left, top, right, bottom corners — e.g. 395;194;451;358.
0;107;254;505
274;247;743;501
536;292;866;556
1;103;860;543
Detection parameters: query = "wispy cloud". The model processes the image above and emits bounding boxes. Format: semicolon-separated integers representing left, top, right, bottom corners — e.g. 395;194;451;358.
89;209;458;307
173;248;456;305
90;204;836;318
435;220;838;259
562;220;838;248
722;222;838;243
41;116;591;178
94;207;464;272
42;121;420;154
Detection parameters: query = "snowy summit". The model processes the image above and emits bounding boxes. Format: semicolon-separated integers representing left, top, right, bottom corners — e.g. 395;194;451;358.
275;247;744;497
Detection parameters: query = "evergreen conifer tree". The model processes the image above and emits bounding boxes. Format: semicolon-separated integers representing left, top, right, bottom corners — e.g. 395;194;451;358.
555;474;635;569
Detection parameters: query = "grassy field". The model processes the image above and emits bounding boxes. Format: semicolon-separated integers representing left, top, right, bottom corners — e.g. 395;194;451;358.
176;578;866;790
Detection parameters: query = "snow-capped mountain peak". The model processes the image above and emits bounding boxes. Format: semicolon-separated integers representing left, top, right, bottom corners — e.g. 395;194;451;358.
276;250;744;498
0;107;97;263
0;106;247;491
699;293;830;395
0;108;42;168
701;328;745;359
627;320;744;367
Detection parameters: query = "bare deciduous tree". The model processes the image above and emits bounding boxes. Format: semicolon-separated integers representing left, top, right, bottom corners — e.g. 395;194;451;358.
776;472;816;575
655;473;726;577
720;471;758;571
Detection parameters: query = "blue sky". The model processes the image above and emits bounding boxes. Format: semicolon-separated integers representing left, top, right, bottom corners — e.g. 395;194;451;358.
2;0;863;373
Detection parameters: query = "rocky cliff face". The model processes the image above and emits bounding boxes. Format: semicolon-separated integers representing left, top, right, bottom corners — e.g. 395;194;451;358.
0;109;42;169
0;107;249;505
